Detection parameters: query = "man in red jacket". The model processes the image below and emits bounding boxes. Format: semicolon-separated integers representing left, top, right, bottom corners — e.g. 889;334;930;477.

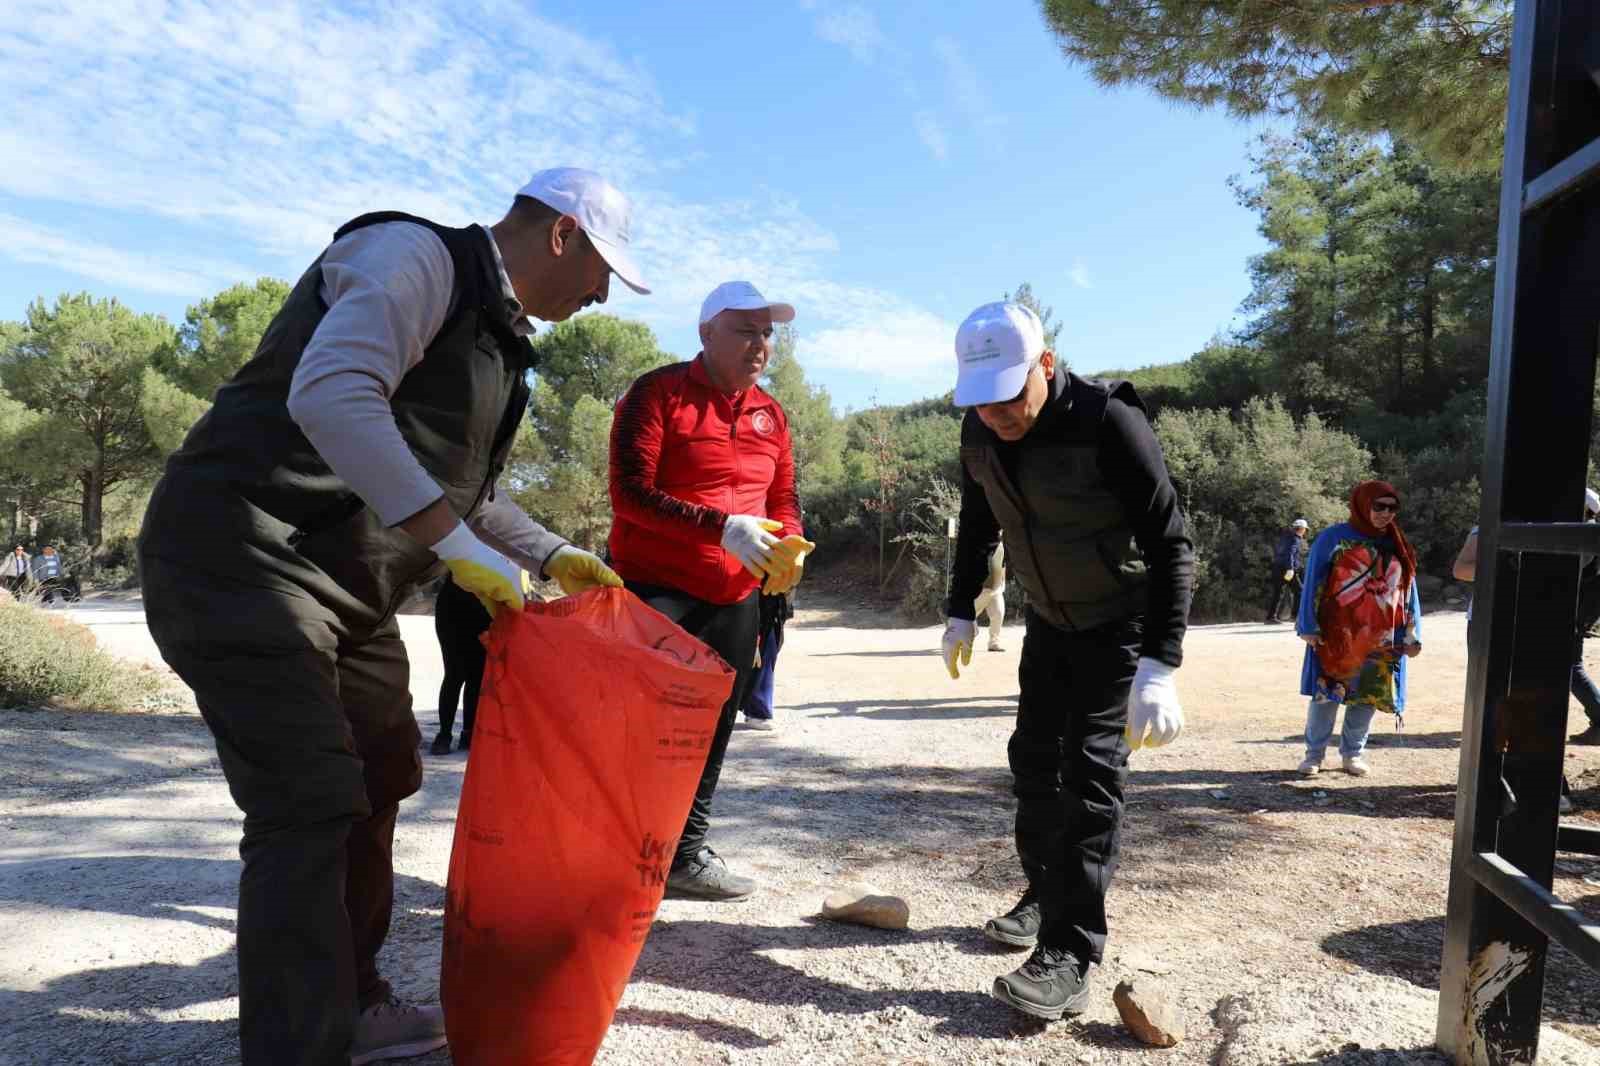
608;281;812;900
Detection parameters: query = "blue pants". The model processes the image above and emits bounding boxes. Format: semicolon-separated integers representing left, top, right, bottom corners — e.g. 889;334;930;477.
1304;698;1378;760
743;624;782;720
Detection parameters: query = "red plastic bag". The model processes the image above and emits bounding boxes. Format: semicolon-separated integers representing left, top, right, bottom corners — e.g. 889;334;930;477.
442;587;733;1065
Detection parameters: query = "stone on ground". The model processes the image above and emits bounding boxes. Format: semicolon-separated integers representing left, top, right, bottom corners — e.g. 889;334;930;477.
820;883;910;930
1113;976;1185;1047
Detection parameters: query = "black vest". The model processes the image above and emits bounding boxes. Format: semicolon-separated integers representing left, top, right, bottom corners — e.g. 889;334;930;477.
960;373;1147;632
142;213;533;627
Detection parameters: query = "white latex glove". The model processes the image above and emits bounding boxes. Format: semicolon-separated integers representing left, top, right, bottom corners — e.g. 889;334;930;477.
941;617;976;680
1127;657;1183;751
721;515;782;579
431;521;525;616
1283;569;1294;582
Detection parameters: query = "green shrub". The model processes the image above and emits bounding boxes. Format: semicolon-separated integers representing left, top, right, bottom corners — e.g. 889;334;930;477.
0;600;165;709
1158;395;1374;621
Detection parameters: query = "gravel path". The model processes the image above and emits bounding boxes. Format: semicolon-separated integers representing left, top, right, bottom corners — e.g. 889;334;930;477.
3;602;1599;1064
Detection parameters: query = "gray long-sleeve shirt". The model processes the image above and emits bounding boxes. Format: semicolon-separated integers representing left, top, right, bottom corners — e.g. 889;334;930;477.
284;221;565;574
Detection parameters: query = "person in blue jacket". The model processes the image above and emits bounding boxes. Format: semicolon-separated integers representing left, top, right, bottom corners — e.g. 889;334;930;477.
1265;518;1309;623
1295;481;1422;778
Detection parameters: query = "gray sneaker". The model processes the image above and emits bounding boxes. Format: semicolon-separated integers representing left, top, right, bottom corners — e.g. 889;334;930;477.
664;846;756;901
350;994;447;1064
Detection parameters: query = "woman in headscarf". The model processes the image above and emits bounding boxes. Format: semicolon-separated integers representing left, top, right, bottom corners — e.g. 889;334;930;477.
1294;481;1422;778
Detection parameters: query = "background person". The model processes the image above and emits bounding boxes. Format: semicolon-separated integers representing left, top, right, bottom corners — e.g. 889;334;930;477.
431;577;491;755
739;589;793;730
5;545;31;594
607;281;812;901
1265;518;1309;624
1295;481;1422;778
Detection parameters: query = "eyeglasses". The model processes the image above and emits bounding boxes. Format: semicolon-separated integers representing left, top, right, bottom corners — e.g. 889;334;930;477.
1371;501;1400;514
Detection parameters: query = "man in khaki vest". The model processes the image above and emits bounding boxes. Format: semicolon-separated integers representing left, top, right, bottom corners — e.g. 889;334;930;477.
139;169;639;1066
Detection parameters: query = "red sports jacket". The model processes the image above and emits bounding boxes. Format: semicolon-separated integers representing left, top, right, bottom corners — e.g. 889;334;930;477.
607;356;802;605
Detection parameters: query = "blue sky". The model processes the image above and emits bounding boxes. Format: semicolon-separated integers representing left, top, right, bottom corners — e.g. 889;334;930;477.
0;0;1276;410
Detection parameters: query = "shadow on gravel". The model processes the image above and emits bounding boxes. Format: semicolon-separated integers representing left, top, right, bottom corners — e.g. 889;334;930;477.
610;1007;776;1049
1241;730;1462;751
806;649;941;658
633;916;1035;1039
795;695;1015;721
0;854;446;1064
1322;915;1600;1030
1126;766;1460;821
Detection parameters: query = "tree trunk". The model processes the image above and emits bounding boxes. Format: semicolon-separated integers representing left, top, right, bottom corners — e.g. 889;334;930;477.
81;467;104;548
1420;262;1437;388
877;504;887;589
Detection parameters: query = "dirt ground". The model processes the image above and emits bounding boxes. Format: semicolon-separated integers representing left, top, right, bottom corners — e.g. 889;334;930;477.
3;599;1600;1065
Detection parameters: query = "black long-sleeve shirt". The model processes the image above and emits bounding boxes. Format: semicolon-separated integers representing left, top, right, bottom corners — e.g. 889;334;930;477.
946;382;1194;667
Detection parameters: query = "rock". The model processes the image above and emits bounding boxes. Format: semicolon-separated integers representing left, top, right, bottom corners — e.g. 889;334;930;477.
1114;977;1185;1047
820;884;909;930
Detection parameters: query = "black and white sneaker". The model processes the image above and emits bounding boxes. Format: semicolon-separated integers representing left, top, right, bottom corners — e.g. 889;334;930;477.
991;946;1090;1020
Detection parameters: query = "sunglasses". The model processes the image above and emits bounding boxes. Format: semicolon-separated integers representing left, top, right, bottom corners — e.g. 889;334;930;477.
1371;501;1400;514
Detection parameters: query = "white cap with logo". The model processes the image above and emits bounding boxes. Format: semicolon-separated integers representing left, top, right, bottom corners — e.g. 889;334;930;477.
1293;518;1309;529
699;281;795;325
517;167;650;295
952;301;1047;407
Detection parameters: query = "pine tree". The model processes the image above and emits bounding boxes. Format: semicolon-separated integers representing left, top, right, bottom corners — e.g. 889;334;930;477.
1039;0;1512;171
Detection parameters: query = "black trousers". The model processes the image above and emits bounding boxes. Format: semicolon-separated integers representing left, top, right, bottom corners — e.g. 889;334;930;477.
1265;569;1302;621
1012;609;1141;965
434;579;490;741
140;555;422;1066
626;581;760;864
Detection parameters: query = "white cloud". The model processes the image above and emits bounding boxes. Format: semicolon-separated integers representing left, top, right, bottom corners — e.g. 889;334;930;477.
1070;259;1093;289
932;35;993;125
0;213;257;298
913;112;949;161
812;5;885;63
0;0;954;398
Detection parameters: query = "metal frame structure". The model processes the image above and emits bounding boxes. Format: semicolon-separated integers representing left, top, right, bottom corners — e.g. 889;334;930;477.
1436;2;1600;1061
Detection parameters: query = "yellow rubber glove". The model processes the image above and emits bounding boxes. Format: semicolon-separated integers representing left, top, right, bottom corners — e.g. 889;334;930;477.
430;521;524;616
543;545;624;596
941;618;976;680
763;535;817;596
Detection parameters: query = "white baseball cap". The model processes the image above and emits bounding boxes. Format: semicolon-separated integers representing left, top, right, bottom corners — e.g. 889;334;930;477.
953;301;1047;406
517;167;650;295
699;281;795;325
1293;518;1309;529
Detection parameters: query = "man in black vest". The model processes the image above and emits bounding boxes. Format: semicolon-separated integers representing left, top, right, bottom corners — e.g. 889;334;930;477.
941;301;1194;1021
137;168;639;1066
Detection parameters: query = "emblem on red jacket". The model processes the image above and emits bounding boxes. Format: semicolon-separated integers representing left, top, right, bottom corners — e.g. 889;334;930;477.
751;410;775;436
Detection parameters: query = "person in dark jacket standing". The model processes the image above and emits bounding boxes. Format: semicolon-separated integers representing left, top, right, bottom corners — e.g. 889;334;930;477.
1265;519;1309;623
136;168;636;1066
941;301;1194;1022
740;589;794;730
431;577;491;755
607;281;813;901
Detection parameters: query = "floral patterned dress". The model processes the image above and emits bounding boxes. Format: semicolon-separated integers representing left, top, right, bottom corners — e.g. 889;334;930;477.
1295;522;1423;718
